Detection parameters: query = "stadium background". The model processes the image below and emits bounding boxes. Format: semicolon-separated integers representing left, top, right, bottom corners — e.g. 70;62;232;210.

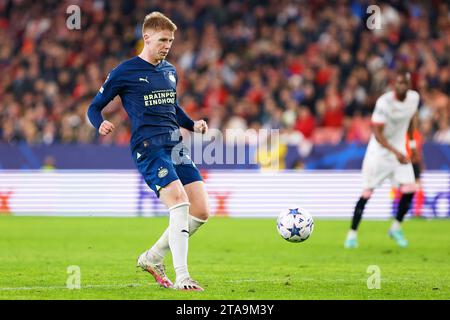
0;0;449;302
0;0;449;218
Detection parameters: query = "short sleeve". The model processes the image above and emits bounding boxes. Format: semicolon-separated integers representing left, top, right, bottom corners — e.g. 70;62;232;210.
371;97;388;124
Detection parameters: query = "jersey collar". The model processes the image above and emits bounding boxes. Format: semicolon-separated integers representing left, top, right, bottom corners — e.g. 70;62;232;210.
136;56;164;69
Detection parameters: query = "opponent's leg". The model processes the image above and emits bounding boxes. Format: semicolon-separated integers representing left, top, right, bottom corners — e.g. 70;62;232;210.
389;183;415;247
345;189;373;248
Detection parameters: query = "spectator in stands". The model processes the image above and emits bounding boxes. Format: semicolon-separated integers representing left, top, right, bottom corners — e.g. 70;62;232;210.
0;0;448;148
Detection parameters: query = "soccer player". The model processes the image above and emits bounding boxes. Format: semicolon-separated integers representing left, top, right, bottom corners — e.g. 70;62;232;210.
344;71;420;248
87;12;210;291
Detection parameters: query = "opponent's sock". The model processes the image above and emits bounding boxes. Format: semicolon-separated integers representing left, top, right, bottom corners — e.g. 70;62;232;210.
148;215;207;263
395;192;415;223
390;220;401;232
351;197;369;231
168;202;190;283
346;229;358;240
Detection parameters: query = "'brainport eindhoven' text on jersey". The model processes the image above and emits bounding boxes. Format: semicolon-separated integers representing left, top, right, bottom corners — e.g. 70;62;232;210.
87;56;194;152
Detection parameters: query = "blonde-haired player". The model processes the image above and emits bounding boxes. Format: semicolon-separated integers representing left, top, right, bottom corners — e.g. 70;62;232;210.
88;12;209;291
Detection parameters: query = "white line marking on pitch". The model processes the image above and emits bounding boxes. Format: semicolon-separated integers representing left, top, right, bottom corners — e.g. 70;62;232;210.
0;283;154;291
0;279;295;291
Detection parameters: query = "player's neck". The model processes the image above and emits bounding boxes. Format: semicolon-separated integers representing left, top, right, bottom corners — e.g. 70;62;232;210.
394;91;407;101
138;51;162;66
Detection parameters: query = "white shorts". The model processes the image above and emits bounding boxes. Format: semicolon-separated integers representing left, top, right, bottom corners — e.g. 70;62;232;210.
362;153;415;190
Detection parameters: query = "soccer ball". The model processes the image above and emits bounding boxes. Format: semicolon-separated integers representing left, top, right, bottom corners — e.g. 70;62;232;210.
277;207;314;242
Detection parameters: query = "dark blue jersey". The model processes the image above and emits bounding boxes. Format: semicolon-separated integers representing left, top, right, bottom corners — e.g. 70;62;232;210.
87;56;194;152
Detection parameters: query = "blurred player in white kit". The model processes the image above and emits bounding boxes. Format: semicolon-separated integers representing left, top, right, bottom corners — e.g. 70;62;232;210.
345;70;420;248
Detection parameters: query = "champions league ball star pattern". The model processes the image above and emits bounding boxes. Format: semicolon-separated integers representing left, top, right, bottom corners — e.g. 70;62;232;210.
277;207;314;243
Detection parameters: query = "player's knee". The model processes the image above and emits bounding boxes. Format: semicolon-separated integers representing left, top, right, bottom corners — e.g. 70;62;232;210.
192;212;209;222
165;183;189;204
190;203;210;221
196;209;210;222
400;183;416;194
361;189;373;199
173;191;189;204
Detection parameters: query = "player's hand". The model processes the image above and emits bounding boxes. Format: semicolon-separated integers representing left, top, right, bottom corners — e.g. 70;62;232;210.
99;120;115;136
394;151;410;164
193;120;208;134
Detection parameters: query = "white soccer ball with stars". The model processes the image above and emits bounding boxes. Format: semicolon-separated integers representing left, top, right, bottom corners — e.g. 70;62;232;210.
277;207;314;243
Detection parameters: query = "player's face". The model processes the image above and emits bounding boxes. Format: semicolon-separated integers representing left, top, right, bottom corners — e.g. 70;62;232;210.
394;74;410;99
144;29;174;62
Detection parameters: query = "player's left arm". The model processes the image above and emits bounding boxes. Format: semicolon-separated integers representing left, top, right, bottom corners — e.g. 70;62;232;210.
407;112;421;164
407;91;421;164
193;119;208;134
175;102;194;131
173;70;207;134
175;104;208;134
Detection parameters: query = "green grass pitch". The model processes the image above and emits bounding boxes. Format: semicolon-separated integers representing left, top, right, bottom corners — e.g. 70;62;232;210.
0;216;448;300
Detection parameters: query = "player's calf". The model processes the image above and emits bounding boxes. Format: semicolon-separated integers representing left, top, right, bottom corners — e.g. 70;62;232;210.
345;192;371;248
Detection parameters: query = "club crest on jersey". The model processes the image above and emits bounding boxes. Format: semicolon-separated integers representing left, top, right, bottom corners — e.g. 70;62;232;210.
158;167;169;178
167;72;176;83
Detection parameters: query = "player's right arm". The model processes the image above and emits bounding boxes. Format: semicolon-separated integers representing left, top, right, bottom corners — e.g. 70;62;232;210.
372;124;409;164
371;97;409;164
87;69;121;136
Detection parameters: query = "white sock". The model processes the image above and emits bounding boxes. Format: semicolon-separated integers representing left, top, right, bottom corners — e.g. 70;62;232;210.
347;230;357;240
391;220;401;232
148;215;208;263
168;202;190;283
188;215;208;236
147;229;168;263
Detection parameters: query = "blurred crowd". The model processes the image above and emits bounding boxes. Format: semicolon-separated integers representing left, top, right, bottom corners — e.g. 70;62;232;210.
0;0;449;147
